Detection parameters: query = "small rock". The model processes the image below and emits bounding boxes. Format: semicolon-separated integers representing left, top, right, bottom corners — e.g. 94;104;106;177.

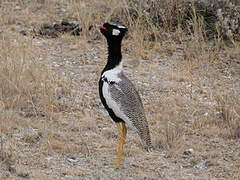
205;160;219;167
183;148;194;155
17;172;30;179
14;6;21;10
67;157;78;163
46;157;54;161
19;30;27;36
65;175;73;180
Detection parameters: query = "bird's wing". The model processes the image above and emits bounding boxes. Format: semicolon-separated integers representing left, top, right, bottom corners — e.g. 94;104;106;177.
102;73;147;130
102;73;152;149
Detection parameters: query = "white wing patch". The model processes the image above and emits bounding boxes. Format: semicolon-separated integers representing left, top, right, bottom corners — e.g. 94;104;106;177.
102;81;136;130
112;29;120;36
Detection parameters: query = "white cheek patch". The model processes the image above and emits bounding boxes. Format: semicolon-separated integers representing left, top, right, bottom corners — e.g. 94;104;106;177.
112;29;120;36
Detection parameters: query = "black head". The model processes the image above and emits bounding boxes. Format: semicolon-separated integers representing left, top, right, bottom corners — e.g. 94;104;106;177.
99;22;128;41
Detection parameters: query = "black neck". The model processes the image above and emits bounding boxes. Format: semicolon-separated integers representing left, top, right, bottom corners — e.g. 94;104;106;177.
102;39;122;73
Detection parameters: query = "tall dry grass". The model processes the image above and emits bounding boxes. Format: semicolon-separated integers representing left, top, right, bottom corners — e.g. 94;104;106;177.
0;32;71;119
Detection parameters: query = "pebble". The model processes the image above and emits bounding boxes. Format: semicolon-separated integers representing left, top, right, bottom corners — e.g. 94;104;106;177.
183;148;194;155
14;6;21;10
46;157;54;161
67;157;79;163
65;175;73;180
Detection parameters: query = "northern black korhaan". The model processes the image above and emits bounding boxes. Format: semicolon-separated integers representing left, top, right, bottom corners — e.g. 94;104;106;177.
98;22;152;167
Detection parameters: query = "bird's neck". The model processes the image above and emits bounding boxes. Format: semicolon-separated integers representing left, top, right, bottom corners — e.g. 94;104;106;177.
102;39;123;73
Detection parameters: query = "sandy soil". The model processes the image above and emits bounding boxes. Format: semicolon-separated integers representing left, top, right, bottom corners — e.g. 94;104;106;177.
0;1;240;180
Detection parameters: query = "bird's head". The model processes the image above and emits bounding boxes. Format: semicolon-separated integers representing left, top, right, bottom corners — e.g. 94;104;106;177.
99;22;128;41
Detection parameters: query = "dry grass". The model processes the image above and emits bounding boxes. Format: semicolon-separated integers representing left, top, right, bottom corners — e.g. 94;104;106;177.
0;0;240;179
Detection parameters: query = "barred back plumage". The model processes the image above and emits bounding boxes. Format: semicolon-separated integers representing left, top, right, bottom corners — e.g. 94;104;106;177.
108;73;152;150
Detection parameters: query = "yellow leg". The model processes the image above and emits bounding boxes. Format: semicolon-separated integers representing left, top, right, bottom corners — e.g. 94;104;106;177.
112;122;127;167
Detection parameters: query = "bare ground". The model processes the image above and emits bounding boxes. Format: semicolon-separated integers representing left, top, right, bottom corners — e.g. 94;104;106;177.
0;1;240;180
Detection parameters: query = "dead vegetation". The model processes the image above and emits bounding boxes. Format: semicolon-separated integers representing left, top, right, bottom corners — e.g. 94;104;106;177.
0;0;240;179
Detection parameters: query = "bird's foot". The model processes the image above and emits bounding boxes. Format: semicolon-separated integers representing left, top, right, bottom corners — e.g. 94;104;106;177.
111;158;123;168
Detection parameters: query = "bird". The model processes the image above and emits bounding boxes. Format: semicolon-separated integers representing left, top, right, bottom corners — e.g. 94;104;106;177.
98;22;152;167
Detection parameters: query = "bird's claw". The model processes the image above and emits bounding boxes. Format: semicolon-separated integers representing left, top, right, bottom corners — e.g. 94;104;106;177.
111;159;122;168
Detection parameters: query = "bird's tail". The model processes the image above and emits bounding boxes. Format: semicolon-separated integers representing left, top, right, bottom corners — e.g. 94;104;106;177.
137;123;153;152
